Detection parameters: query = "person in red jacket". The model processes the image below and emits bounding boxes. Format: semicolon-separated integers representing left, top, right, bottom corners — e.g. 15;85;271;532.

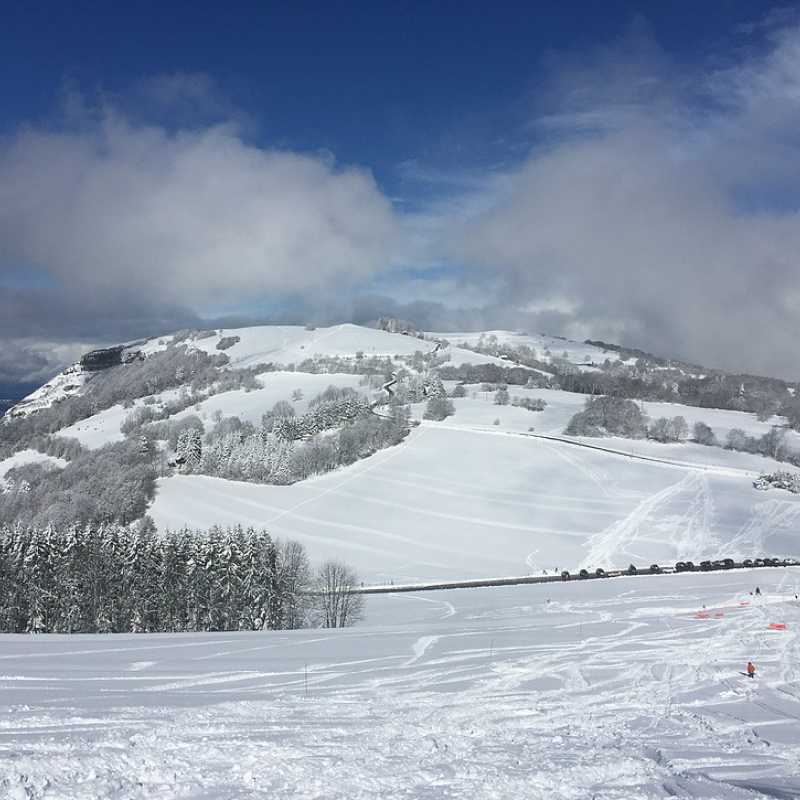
747;662;755;679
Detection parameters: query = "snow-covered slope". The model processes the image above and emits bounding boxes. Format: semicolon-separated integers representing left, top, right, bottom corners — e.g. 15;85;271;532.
4;362;90;419
3;568;799;799
6;322;800;583
4;323;800;798
150;384;800;585
0;449;67;490
191;323;441;366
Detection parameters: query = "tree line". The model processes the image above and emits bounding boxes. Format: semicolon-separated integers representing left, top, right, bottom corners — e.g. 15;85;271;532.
447;337;800;428
0;523;363;634
563;395;800;473
169;392;411;485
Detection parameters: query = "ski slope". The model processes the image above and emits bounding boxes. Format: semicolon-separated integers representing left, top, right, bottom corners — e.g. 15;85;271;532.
2;569;799;799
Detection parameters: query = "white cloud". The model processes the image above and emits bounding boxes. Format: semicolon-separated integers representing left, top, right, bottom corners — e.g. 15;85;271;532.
439;17;800;379
0;108;399;314
7;18;800;387
0;339;90;386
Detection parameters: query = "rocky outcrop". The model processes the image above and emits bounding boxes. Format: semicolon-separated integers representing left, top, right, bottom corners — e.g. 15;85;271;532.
80;346;125;372
80;345;143;372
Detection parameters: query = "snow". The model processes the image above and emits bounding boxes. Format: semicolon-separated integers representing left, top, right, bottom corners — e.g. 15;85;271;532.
2;569;800;799
433;328;609;362
189;323;443;368
3;364;88;420
0;449;67;489
151;390;800;586
7;323;800;796
167;371;369;430
58;404;129;449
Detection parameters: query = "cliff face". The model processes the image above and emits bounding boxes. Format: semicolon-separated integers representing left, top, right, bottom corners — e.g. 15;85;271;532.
80;346;125;372
5;344;145;420
80;345;145;372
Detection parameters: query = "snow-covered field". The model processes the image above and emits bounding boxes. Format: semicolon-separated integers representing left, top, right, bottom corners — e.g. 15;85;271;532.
3;569;799;799
150;388;800;586
0;450;67;491
6;323;800;797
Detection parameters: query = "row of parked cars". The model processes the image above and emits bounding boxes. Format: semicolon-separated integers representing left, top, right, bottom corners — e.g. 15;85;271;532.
676;559;734;572
742;557;797;567
680;557;799;570
560;565;661;580
559;557;798;581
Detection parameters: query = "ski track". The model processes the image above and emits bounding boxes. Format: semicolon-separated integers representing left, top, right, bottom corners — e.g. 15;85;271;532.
581;472;722;569
729;499;800;557
3;574;800;799
258;429;420;530
537;437;617;499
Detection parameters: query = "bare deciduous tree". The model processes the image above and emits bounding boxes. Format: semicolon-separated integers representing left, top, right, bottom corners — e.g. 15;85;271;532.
313;559;364;628
692;421;718;447
275;539;313;630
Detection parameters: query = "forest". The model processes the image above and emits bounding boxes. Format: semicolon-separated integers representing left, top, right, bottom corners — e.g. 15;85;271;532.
0;340;412;529
0;523;363;633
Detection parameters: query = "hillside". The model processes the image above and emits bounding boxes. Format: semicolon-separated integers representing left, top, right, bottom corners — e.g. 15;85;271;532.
2;322;799;586
3;322;800;798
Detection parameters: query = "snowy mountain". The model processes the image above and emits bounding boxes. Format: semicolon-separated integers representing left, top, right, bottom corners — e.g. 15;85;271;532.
3;321;800;798
2;321;800;585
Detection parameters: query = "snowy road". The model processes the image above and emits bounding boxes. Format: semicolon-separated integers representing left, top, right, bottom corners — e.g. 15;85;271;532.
2;570;800;799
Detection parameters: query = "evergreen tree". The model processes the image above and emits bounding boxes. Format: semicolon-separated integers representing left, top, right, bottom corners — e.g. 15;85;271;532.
0;524;334;634
423;395;455;421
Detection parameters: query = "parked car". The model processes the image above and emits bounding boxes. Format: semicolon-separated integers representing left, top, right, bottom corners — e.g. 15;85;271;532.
579;569;590;579
595;568;607;578
742;559;754;567
650;564;662;574
627;564;638;575
561;570;570;581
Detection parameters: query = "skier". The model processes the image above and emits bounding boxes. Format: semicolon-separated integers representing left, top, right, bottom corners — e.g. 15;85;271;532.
747;662;755;679
755;586;761;596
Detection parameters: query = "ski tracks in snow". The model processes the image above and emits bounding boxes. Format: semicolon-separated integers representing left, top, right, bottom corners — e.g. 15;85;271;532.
582;471;719;567
729;498;800;556
4;577;800;799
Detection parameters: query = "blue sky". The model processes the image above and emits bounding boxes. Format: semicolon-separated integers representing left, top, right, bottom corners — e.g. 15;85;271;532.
2;1;800;391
